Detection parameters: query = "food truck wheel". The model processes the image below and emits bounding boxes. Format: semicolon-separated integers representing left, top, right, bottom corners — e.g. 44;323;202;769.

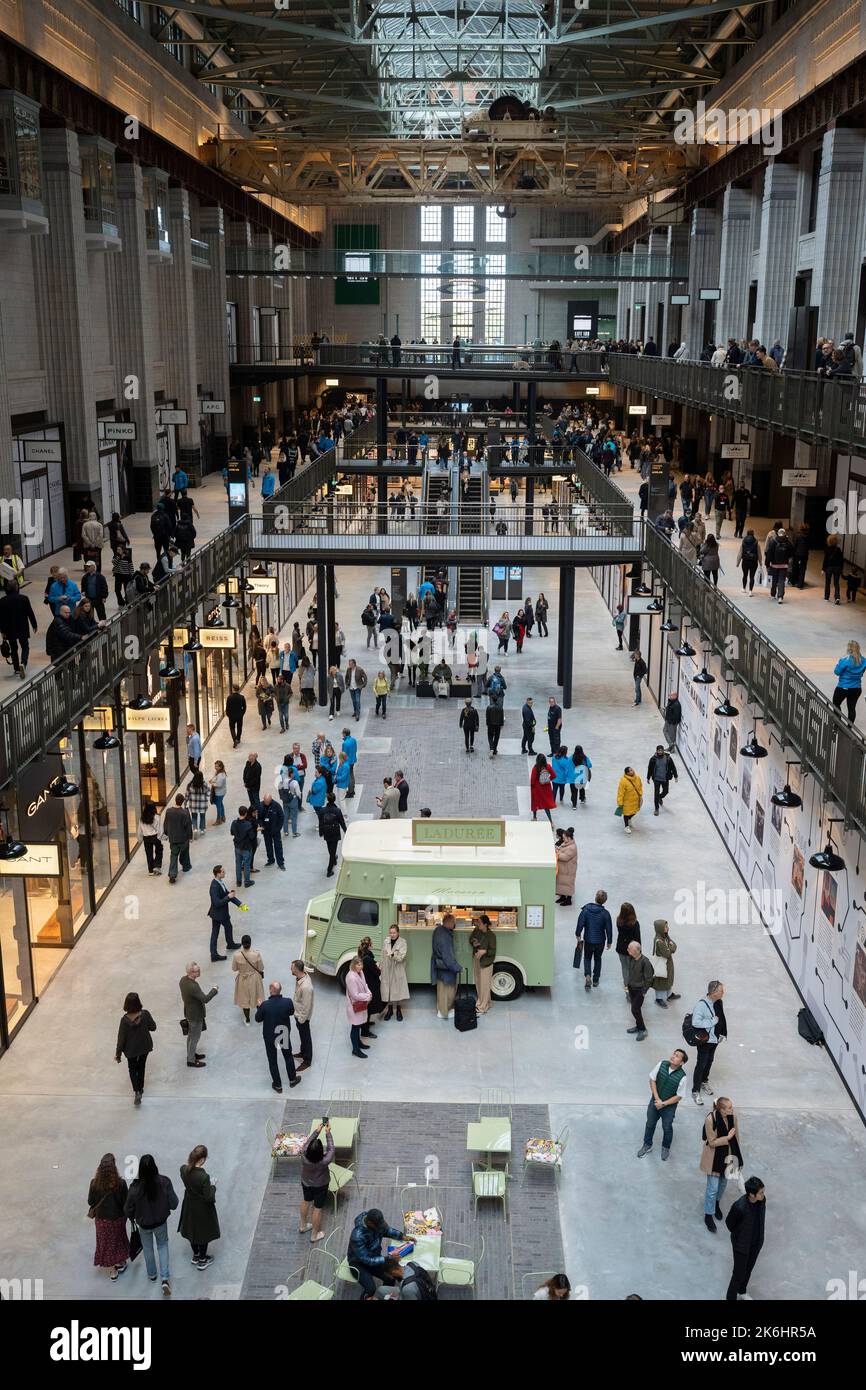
490;964;524;1000
336;961;351;993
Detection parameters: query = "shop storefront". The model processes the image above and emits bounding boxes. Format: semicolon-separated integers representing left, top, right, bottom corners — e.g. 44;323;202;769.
12;424;68;561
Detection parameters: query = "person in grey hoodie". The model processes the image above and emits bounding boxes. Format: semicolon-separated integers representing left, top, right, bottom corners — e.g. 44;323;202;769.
575;889;613;991
647;745;678;815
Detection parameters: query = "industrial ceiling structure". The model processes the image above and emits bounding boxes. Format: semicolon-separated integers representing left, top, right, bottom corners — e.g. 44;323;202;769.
144;0;778;203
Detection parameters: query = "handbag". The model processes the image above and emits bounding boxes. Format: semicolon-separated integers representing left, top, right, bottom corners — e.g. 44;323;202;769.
128;1221;143;1262
351;999;368;1014
209;785;217;805
614;805;623;816
650;953;668;977
572;941;583;969
95;806;110;828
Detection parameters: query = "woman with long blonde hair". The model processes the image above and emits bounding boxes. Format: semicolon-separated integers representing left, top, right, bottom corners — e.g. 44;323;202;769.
833;639;866;724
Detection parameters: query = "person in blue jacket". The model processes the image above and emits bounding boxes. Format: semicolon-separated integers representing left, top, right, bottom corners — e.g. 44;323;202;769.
551;745;578;807
575;889;613;992
341;728;358;797
348;1208;406;1299
833;640;866;724
172;465;189;498
260;467;276;499
47;569;82;616
318;743;337;789
572;745;592;804
334;751;352;807
307;769;328;830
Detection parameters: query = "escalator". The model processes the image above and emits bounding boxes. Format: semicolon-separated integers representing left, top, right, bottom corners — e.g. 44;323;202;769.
419;462;453;593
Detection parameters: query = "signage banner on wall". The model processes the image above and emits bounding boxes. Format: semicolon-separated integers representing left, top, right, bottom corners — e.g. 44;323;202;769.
0;843;61;876
82;707;115;732
198;627;237;650
172;627;189;648
158;409;188;426
199;400;225;415
244;576;277;595
651;414;671;425
721;443;750;460
781;468;818;488
103;422;137;441
23;440;63;463
628;405;647;416
124;706;172;732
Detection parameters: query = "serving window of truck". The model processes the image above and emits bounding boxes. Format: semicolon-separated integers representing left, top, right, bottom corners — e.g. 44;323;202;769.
394;878;520;933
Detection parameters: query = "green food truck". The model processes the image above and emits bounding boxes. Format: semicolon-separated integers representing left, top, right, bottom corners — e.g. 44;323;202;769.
303;817;556;1000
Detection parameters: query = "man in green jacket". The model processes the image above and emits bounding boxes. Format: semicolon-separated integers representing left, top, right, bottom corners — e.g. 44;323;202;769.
636;1048;689;1160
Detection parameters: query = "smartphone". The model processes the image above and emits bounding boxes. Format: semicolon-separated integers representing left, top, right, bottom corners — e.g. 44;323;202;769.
321;1116;329;1125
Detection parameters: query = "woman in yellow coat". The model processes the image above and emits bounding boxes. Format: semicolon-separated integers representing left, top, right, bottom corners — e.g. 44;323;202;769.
616;766;643;834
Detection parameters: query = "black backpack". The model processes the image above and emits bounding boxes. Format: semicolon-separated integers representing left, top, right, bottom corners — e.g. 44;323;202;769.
797;1006;824;1047
401;1260;438;1301
320;806;341;836
682;1012;706;1046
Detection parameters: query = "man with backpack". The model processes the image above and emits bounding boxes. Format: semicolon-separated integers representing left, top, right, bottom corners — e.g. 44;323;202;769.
686;980;726;1105
361;602;378;648
319;792;347;877
765;526;793;604
459;698;480;753
376;1253;438;1300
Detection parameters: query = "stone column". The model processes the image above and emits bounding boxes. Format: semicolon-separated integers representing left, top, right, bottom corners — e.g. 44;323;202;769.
162;187;200;477
227;219;256;426
684;206;720;357
752;162;800;348
812;127;866;340
631;241;648;341
252;231;278;429
0;306;18;544
33;127;100;509
716;185;755;345
616;252;633;339
662;224;689;350
112;160;160;510
643;229;667;348
197;204;231;473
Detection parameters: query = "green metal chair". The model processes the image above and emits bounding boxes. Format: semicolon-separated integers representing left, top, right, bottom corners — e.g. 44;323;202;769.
522;1124;570;1186
521;1270;559;1300
313;1090;362;1156
322;1224;361;1291
282;1263;335;1301
328;1159;361;1217
472;1164;508;1217
478;1087;513;1120
438;1235;484;1293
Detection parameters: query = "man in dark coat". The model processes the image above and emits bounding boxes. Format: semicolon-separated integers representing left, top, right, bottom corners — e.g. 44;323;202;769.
0;580;37;676
207;865;242;961
725;1177;766;1301
319;793;347;876
45;604;80;662
259;793;285;870
485;697;505;756
150;504;173;561
225;685;246;747
255;981;300;1092
647;745;678;815
81;561;109;620
459;699;479;753
521;697;536;754
662;691;682;751
576;889;614;990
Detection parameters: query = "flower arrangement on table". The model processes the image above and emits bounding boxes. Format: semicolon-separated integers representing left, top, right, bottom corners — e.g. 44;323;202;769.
403;1206;442;1236
524;1137;562;1165
271;1131;307;1158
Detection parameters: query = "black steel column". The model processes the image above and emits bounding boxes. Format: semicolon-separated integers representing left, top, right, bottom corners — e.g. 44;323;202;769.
526;378;537;436
556;564;565;687
376;375;388;465
325;564;336;671
561;565;576;709
524;473;535;536
377;471;388;535
315;564;328;706
512;380;520;412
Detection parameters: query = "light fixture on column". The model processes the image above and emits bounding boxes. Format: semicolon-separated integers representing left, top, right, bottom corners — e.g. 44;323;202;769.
771;761;803;810
809;818;845;871
50;773;80;797
159;661;180;680
645;595;663;613
633;580;653;596
127;694;152;711
184;630;203;653
692;649;716;684
222;590;239;610
675;624;696;658
0;805;26;860
93;730;121;750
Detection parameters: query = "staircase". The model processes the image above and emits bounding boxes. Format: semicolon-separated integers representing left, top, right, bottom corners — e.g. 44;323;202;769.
456;467;486;624
420;464;453;592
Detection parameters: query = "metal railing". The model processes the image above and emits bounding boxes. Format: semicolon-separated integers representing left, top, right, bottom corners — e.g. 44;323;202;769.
0;520;249;785
226;247;686;281
190;237;212;269
231;343;606;373
247;511;639;558
608;355;866;455
642;525;866;834
256;500;636;542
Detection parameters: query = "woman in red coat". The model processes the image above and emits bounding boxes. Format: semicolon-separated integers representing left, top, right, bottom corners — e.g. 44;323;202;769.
530;753;556;826
513;609;527;653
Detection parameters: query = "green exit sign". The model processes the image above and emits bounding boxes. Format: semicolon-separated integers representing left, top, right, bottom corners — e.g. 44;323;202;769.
412;819;505;847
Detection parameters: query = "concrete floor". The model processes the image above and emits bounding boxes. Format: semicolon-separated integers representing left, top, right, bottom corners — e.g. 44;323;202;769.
1;556;864;1301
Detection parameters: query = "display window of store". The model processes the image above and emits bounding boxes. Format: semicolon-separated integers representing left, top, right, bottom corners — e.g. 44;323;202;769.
155;402;178;493
0;800;35;1050
84;728;128;905
12;424;68;562
17;745;89;995
96;415;134;518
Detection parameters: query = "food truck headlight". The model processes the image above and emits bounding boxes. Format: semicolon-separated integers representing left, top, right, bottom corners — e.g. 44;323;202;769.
306;927;318;938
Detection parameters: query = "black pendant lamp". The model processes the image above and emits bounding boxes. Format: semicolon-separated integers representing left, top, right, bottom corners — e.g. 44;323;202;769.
127;694;152;711
714;683;738;718
692;650;716;684
809;819;845;871
771;761;803;810
93;731;121;750
740;732;768;759
159;662;180;680
675;636;696;658
50;773;80;797
0;806;26;859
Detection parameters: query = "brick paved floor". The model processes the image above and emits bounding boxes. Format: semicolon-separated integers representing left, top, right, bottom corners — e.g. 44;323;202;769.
241;1099;564;1300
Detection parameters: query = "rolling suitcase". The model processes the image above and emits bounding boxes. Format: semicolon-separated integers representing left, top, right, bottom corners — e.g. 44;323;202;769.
454;968;477;1033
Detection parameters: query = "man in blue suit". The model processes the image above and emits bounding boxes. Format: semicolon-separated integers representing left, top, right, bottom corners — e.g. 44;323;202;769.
207;865;242;962
255;981;301;1092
